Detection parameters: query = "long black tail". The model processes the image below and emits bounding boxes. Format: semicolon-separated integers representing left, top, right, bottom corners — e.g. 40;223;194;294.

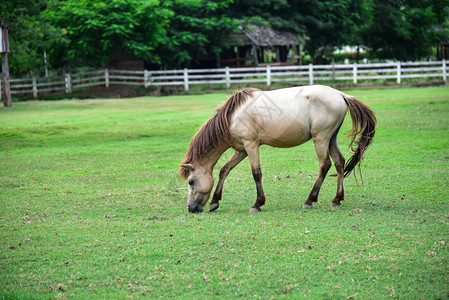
343;96;377;178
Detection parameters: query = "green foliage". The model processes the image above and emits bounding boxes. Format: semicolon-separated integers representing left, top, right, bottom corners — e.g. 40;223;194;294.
40;0;236;69
297;0;374;63
363;0;449;60
227;0;376;63
155;0;236;68
0;86;448;298
2;0;449;72
228;0;305;33
0;0;66;74
44;0;173;68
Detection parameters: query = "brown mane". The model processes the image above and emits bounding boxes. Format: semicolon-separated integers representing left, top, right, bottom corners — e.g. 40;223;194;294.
180;88;258;179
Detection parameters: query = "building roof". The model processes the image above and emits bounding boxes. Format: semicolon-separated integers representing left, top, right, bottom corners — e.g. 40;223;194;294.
228;25;303;47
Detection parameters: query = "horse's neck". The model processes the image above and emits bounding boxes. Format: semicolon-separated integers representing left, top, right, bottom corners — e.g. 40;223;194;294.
199;142;230;173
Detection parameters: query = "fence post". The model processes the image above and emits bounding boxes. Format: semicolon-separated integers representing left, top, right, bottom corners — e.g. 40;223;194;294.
183;68;189;91
105;69;110;87
144;70;149;88
332;58;335;84
65;73;72;93
1;51;12;107
308;64;314;85
266;65;271;86
225;67;231;88
442;60;447;83
32;77;37;99
353;63;358;84
396;61;401;84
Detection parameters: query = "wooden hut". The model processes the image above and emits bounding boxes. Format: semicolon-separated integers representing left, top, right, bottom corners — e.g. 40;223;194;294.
219;25;303;67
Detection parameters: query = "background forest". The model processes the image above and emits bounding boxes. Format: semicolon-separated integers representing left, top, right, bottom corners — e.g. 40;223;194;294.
2;0;449;75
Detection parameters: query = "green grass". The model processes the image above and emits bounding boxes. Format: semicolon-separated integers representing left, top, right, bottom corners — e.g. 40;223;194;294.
1;85;448;299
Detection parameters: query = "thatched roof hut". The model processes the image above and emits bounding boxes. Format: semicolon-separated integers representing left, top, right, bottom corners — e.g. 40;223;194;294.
221;25;303;67
229;25;302;47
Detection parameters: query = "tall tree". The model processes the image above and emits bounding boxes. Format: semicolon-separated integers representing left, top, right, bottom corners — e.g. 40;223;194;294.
228;0;374;63
43;0;236;69
4;0;449;74
0;0;65;75
154;0;236;69
295;0;374;63
229;0;305;33
44;0;173;68
363;0;449;60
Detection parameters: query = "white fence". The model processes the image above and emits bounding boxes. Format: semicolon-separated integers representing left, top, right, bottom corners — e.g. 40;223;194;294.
4;60;448;97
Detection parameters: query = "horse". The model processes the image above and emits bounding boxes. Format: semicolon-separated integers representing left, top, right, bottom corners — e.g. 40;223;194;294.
180;85;376;213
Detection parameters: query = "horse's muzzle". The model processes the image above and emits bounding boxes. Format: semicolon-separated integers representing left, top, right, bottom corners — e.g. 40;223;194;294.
188;203;203;213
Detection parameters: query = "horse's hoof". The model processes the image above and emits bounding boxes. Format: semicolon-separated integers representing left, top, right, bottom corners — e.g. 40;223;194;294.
249;207;261;213
302;203;313;209
209;203;219;212
331;202;341;207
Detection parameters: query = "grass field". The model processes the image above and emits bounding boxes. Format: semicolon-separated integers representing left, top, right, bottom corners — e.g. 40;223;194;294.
1;85;448;299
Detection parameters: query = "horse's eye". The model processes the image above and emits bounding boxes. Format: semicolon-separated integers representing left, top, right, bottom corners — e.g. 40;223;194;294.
188;180;194;186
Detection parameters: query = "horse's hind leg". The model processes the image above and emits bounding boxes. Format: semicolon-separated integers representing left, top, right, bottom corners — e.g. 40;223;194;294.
210;150;247;212
303;138;331;209
329;137;345;206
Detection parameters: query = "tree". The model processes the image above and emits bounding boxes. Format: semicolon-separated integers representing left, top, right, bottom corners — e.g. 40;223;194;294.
340;0;375;62
44;0;173;68
0;0;65;75
4;0;449;74
227;0;374;64
362;0;449;60
228;0;305;33
293;0;375;63
154;0;237;69
43;0;236;70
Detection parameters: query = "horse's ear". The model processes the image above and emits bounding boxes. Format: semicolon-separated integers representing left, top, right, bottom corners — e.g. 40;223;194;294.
181;164;195;172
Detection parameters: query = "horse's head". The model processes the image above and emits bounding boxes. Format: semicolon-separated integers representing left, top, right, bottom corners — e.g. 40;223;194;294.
181;164;214;213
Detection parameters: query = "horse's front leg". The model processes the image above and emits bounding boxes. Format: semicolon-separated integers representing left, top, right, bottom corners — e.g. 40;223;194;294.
210;150;247;212
244;141;265;212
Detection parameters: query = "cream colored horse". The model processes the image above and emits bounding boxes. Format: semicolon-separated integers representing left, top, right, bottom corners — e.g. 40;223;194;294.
180;85;376;213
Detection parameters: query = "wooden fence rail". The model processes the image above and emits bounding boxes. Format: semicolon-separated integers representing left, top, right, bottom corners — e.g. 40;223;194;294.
3;60;447;98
